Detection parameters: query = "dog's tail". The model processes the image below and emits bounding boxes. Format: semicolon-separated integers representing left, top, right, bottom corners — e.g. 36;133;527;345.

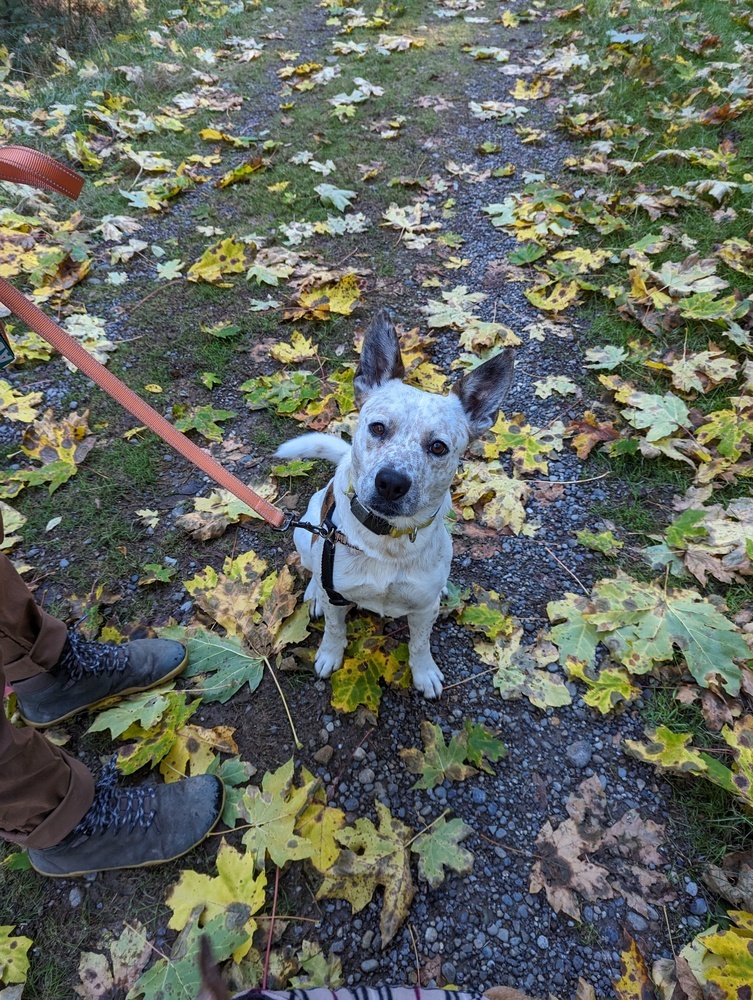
274;432;351;465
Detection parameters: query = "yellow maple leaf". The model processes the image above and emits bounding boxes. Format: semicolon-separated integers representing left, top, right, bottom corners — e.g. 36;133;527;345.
166;839;266;960
160;723;238;781
0;501;26;551
298;274;362;317
510;77;550;100
0;380;42;423
296;801;347;873
525;281;581;313
216;157;266;189
187;238;247;283
269;330;319;363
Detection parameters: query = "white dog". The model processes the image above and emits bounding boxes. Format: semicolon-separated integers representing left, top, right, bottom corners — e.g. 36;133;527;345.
274;310;514;699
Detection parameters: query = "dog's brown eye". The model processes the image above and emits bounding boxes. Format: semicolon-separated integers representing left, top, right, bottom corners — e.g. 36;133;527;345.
369;422;386;437
429;439;449;456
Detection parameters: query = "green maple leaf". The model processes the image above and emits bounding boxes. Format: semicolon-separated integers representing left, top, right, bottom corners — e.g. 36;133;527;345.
272;459;315;477
138;562;177;585
584;345;628;370
411;815;474;888
508;243;546;265
117;692;197;773
400;721;478;790
462;719;506;772
664;508;708;548
679;292;746;321
207;756;257;828
546;593;599;665
239;759;316;869
456;584;514;640
158;624;264;704
315;183;357;212
421;285;486;329
289;941;343;989
620;391;691;442
482;628;571;710
575;529;623;556
172;404;237;443
317;802;414;948
87;685;177;739
241;371;320;415
549;573;750;695
649;257;728;296
565;659;640;714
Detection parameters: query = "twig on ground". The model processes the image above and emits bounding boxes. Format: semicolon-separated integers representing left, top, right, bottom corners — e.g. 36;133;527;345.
663;904;676;958
443;666;497;690
534;541;590;594
408;924;421;984
531;471;610;486
262;865;280;989
129;279;183;314
477;832;540;860
264;658;303;749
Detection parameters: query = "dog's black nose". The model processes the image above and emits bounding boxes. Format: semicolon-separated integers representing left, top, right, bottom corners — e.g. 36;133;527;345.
374;467;412;502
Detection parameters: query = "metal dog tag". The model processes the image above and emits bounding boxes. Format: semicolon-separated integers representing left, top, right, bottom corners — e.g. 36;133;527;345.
0;320;15;370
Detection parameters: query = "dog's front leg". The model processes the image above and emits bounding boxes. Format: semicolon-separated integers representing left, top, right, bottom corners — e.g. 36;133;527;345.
315;600;349;678
407;600;443;698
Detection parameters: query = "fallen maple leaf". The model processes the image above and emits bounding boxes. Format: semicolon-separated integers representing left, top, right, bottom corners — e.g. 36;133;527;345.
317;801;414;948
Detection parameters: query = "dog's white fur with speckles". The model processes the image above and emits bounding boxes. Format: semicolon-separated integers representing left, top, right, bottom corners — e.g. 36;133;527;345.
274;310;514;699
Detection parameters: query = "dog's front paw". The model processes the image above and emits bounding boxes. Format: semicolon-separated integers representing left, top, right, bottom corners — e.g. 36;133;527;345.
411;656;444;699
314;639;346;678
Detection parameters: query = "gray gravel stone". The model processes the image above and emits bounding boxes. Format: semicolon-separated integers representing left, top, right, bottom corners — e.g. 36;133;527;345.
627;912;649;933
566;740;593;768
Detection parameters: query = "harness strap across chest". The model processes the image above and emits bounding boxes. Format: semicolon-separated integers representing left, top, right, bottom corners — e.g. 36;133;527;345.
319;482;354;607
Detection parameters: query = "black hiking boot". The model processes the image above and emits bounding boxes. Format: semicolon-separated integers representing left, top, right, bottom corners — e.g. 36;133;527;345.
13;631;187;728
28;759;225;877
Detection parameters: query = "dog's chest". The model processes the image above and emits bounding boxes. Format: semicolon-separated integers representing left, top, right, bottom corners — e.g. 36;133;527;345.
334;532;451;616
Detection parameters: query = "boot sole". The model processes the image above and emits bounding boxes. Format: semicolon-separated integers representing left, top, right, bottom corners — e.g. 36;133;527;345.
29;779;226;878
18;651;189;729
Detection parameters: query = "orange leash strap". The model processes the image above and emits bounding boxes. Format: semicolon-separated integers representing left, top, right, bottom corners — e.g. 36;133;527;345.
0;145;288;529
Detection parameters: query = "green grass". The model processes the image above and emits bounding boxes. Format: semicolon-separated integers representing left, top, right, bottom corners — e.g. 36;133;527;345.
641;690;753;868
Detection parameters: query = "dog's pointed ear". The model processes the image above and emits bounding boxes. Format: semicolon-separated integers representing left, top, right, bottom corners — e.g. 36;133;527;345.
354;309;405;407
452;348;515;439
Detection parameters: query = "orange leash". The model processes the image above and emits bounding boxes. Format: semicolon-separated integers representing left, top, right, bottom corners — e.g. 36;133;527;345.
0;145;288;529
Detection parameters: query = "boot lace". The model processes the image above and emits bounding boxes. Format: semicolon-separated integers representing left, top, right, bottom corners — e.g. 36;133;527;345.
73;758;157;837
57;630;128;686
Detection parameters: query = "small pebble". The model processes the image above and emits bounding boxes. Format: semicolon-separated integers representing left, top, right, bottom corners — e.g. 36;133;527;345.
566;740;593;768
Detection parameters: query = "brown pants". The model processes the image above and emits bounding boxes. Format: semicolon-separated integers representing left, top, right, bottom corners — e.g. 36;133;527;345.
0;536;95;849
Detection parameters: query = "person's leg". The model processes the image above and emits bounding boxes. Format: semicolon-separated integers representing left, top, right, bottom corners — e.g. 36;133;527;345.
0;550;67;683
0;646;95;849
